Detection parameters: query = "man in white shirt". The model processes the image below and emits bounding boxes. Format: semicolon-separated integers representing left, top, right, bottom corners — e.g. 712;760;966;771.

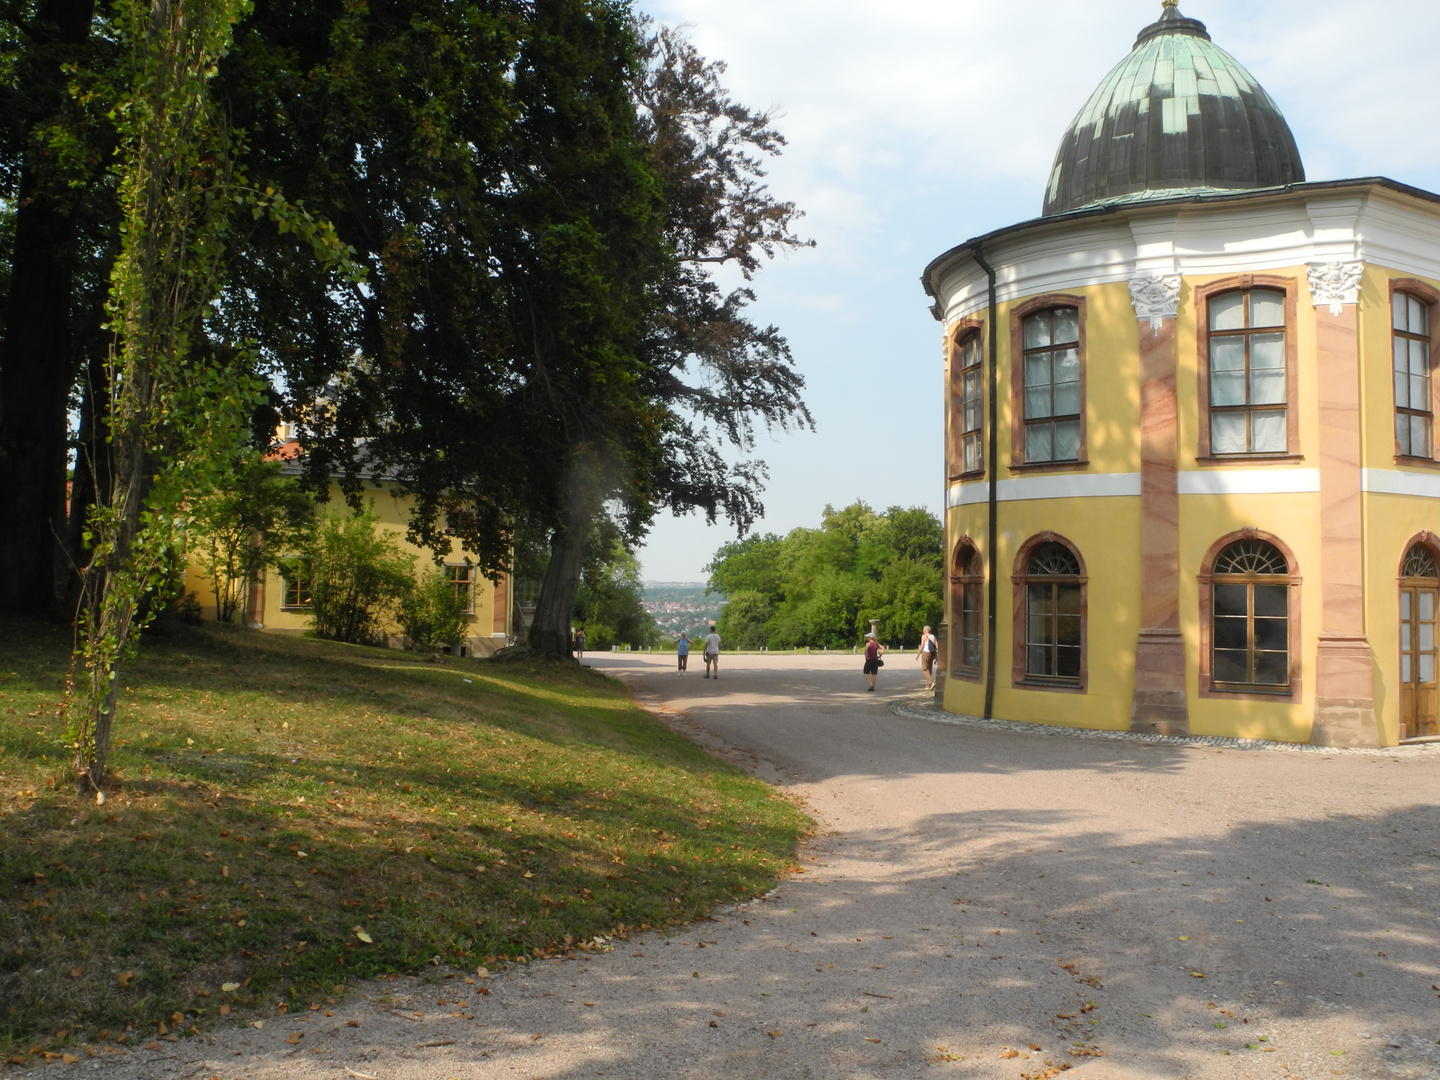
703;624;721;679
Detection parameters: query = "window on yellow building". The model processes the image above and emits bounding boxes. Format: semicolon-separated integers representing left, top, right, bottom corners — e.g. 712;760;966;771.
1206;288;1287;454
1210;539;1290;690
1017;539;1083;688
1394;292;1434;459
951;330;984;476
447;564;475;615
1021;307;1081;462
281;565;313;609
952;543;983;678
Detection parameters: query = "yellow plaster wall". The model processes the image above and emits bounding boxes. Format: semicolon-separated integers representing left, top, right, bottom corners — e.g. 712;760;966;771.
989;280;1142;475
941;261;1438;746
1356;264;1440;747
942;505;988;719
1176;492;1321;743
1358;263;1440;467
943;498;1142;731
1362;492;1440;747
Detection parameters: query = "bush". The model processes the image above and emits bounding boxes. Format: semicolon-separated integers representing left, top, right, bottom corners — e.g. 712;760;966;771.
402;567;471;653
284;504;416;645
715;589;771;650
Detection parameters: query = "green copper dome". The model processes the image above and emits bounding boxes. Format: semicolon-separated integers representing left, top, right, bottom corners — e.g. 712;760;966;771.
1042;3;1305;216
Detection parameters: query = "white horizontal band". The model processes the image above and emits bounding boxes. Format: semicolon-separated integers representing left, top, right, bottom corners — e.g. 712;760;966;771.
1362;469;1440;499
949;466;1440;508
947;473;1141;507
1177;468;1320;495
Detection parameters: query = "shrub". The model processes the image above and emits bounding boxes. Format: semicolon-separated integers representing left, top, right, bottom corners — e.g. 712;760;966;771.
284;504;416;645
715;589;771;650
401;567;472;653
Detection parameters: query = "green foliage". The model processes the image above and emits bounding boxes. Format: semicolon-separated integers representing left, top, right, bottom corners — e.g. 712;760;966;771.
573;539;659;651
714;588;771;650
707;501;943;649
184;454;314;623
400;567;471;654
288;504;416;646
704;532;784;599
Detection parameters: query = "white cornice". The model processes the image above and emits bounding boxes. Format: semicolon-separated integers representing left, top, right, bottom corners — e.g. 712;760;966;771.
937;187;1440;329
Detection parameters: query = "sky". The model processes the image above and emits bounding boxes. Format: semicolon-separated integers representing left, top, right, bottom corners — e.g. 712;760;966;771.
631;0;1440;584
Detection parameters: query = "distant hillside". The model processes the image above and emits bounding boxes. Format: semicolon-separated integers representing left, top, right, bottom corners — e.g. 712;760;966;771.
642;582;724;642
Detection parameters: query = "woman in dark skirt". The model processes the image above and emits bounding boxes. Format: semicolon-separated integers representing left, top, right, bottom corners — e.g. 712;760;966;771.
862;632;885;691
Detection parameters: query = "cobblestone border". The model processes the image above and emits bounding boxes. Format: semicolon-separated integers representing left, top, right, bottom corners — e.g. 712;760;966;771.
889;696;1440;756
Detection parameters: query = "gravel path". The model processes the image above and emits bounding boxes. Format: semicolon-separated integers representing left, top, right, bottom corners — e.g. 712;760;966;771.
68;653;1439;1080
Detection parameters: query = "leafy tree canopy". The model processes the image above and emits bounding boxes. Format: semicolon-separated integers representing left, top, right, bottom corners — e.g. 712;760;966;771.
706;501;942;649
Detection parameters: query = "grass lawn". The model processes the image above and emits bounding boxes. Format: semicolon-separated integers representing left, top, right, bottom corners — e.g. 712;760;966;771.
0;620;808;1060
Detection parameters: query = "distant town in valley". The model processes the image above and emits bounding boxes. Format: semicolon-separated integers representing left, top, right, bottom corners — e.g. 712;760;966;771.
642;582;724;642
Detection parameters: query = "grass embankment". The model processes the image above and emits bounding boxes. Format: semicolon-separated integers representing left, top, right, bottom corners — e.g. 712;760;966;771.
0;622;807;1059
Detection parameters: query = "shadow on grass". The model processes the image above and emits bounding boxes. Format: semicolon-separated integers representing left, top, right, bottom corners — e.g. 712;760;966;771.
0;620;807;1056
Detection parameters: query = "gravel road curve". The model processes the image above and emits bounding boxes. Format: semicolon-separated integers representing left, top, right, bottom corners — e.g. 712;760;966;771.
66;653;1439;1080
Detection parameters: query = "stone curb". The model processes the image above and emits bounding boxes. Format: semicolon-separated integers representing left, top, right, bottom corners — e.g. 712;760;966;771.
888;696;1440;756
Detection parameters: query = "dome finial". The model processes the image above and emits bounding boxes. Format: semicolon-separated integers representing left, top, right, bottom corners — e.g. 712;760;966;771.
1161;0;1179;6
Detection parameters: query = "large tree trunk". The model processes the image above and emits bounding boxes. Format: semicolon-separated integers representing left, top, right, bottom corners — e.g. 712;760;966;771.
527;452;604;659
0;0;99;616
527;495;591;659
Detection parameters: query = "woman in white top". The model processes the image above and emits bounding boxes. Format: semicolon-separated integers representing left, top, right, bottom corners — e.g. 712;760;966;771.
917;625;938;692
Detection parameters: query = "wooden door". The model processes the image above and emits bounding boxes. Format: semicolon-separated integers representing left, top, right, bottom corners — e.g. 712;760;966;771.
1400;585;1439;739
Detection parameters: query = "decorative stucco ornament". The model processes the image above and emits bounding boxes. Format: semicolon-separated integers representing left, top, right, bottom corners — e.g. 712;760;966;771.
1307;260;1363;316
1128;274;1182;334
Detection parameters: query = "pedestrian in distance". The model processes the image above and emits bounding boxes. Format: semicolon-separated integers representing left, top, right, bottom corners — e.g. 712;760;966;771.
862;631;885;691
676;631;690;674
573;625;586;661
917;624;938;692
703;623;721;679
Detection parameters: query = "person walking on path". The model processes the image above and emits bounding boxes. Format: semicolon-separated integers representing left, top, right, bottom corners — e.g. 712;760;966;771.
573;625;586;661
703;624;721;679
862;632;885;691
676;632;690;674
917;625;938;692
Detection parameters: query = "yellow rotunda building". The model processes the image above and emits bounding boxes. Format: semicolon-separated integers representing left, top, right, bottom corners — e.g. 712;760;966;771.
923;3;1439;747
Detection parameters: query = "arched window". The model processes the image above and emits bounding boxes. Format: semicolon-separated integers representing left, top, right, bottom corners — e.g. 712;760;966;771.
1393;290;1436;460
1399;536;1439;739
950;329;984;476
1013;537;1084;689
1209;538;1291;691
1021;308;1081;462
951;542;983;678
